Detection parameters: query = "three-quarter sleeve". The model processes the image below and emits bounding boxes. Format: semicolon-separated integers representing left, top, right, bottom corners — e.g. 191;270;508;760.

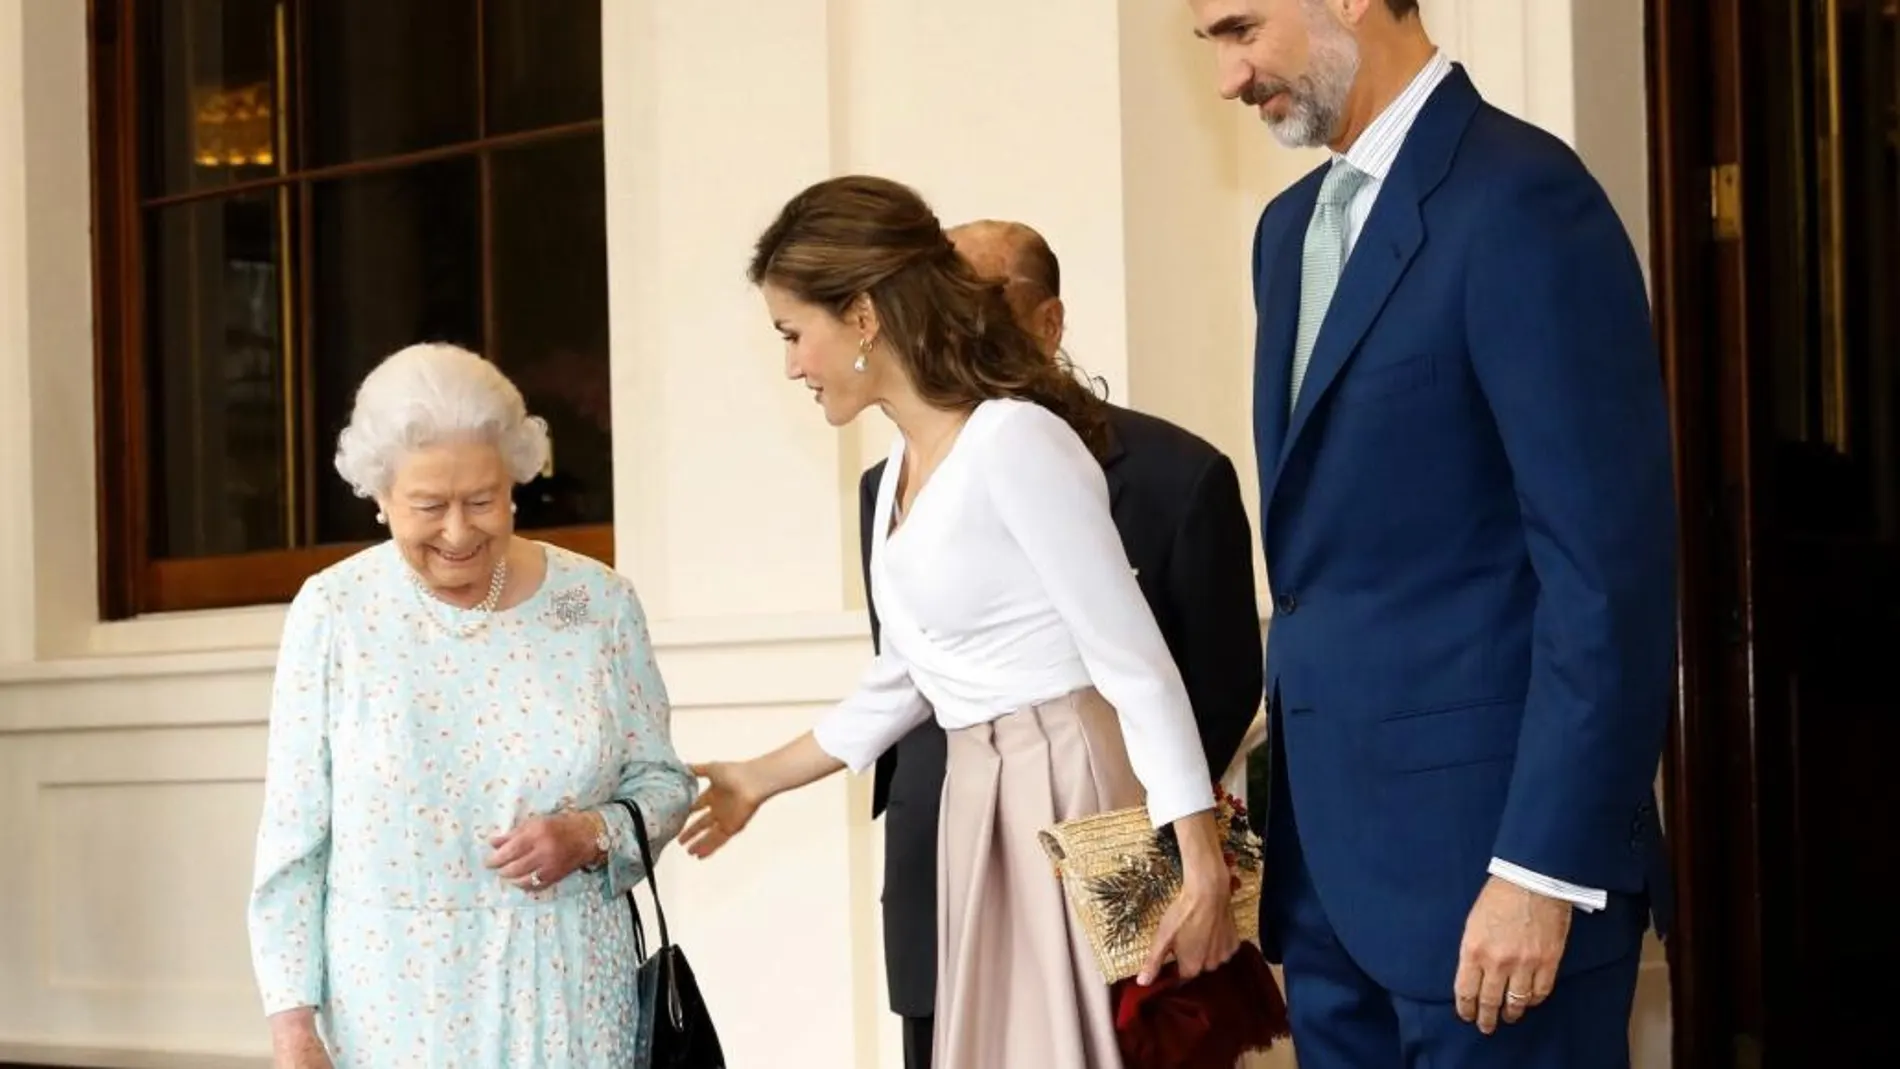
247;575;337;1015
981;403;1215;827
812;646;932;773
597;583;701;895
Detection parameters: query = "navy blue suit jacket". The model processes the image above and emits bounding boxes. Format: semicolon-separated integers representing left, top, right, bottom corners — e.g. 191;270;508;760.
1250;67;1676;1001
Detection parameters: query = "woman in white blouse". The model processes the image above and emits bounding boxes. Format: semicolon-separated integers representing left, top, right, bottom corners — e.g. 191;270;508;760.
683;176;1239;1068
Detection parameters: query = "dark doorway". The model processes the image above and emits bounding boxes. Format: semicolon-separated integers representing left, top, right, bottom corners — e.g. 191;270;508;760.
1649;0;1900;1064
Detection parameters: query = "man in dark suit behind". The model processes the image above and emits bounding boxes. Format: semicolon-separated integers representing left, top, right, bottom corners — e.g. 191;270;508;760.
857;218;1265;1069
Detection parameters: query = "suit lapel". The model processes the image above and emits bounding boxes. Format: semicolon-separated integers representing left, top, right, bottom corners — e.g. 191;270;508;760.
1276;195;1425;468
1254;174;1322;475
1269;67;1483;494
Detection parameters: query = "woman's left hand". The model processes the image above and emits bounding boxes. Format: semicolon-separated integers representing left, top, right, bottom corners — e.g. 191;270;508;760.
1138;810;1242;985
1140;868;1241;985
485;811;598;891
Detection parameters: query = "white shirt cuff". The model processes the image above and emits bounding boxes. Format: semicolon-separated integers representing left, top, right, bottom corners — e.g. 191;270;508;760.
812;713;877;774
1144;780;1217;831
1488;858;1607;913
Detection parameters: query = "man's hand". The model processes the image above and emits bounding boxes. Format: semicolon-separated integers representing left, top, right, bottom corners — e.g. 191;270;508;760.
1453;875;1573;1033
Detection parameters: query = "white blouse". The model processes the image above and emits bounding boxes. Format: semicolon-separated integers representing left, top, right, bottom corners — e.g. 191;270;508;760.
812;398;1216;828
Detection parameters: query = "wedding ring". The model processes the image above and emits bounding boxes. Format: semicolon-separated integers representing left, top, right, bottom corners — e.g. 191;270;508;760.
528;871;543;888
1505;991;1529;1003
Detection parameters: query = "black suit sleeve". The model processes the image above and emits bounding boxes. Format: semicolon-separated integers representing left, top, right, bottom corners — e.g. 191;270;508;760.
859;466;882;652
1166;454;1264;775
859;465;900;817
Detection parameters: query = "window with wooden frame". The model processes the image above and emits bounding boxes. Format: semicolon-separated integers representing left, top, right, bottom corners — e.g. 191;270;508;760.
89;0;612;618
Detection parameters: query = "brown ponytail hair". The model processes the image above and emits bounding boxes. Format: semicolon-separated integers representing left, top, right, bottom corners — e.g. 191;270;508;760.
747;175;1109;456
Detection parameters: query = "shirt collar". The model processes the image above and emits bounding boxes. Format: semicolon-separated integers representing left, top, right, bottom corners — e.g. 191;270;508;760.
1335;50;1454;181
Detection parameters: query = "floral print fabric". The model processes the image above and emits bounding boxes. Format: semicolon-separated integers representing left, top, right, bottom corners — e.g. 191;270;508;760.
248;541;697;1067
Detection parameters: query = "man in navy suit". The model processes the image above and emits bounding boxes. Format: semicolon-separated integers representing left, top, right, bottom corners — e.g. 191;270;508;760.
861;219;1265;1069
1187;2;1676;1066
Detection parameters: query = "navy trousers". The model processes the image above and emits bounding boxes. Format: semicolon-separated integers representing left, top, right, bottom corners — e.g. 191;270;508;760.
1264;722;1641;1069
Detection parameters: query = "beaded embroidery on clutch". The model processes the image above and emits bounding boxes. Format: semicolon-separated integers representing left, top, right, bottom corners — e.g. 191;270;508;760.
1037;785;1263;983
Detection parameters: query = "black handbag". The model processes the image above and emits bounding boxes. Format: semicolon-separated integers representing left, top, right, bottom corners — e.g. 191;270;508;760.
612;799;726;1068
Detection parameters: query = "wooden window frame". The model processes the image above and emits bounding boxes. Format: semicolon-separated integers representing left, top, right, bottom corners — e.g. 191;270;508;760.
87;0;612;618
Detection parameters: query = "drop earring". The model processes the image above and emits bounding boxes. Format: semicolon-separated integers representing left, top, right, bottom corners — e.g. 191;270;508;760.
854;336;870;373
375;510;387;525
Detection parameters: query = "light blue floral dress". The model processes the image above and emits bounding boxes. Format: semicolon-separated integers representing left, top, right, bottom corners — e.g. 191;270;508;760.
247;541;697;1068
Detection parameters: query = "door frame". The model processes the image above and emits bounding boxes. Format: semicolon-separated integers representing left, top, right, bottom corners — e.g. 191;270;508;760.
1645;0;1771;1066
1649;0;1748;1063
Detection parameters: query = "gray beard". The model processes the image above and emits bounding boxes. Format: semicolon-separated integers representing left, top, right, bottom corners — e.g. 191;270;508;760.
1263;92;1345;149
1262;29;1360;149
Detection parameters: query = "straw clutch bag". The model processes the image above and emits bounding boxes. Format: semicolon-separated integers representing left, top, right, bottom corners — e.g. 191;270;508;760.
1037;786;1264;984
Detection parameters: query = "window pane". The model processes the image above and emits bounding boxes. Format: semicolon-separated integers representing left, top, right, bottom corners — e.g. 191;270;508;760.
310;160;483;544
145;190;291;558
485;0;603;135
142;0;285;198
1757;0;1900;537
305;0;477;166
491;135;612;527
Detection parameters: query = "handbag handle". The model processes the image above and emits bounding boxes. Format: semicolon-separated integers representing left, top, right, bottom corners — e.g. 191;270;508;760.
611;798;672;952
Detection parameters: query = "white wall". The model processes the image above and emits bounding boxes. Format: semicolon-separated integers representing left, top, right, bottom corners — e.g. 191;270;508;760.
0;1;1664;1066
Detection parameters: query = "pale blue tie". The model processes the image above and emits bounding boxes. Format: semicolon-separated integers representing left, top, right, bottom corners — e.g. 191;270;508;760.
1289;160;1373;414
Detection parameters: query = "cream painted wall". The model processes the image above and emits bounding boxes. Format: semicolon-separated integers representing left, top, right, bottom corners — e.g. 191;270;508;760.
0;1;1665;1067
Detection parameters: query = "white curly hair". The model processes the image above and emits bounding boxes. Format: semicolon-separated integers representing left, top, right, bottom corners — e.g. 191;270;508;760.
333;342;553;500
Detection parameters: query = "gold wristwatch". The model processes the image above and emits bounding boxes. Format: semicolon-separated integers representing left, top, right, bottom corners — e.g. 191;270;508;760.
581;812;604;869
573;805;611;871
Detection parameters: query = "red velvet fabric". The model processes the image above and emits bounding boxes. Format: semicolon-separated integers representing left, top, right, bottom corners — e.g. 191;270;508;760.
1111;942;1290;1068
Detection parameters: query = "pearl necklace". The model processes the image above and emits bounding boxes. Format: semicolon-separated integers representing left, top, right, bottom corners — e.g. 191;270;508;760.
411;557;510;638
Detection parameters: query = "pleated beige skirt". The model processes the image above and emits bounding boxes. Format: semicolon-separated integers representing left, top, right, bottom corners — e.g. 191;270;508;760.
934;687;1142;1069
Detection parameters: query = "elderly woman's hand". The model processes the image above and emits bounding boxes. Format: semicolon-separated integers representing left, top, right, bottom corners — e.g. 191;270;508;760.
484;810;604;891
269;1009;333;1069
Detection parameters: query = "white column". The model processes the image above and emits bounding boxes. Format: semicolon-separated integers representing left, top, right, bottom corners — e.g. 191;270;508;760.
0;0;37;663
0;0;97;663
837;0;1133;399
606;0;853;622
1116;0;1256;464
1425;0;1573;137
600;4;880;1066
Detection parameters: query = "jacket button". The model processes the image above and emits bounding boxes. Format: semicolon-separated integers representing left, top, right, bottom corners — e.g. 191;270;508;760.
1275;593;1299;615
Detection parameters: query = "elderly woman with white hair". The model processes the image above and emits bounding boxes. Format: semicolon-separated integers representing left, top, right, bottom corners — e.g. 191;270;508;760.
246;343;695;1069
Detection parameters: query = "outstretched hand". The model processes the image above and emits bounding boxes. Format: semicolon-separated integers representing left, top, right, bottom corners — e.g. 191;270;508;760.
679;760;766;859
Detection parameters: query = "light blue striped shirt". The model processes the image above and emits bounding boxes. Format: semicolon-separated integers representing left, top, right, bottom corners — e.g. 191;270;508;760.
1333;49;1454;257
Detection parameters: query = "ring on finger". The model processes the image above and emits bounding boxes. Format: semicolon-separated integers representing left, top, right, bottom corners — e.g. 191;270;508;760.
1505;990;1529;1004
528;871;543;888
